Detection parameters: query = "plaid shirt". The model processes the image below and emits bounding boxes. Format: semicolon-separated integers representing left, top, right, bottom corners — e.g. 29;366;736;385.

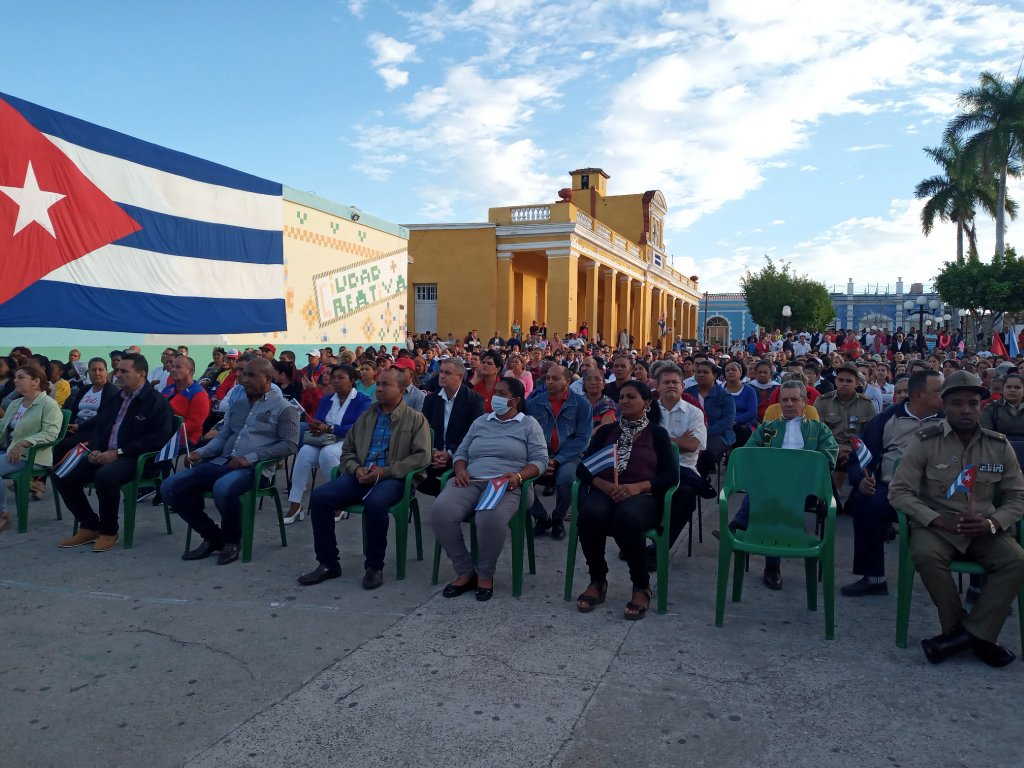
364;408;391;468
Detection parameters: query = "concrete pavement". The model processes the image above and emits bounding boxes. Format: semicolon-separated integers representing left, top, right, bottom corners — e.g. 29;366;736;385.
1;476;1021;768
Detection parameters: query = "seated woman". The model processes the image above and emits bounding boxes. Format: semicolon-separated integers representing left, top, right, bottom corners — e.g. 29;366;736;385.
48;359;71;408
505;354;534;398
575;380;678;620
285;364;372;524
982;372;1024;465
0;363;63;532
272;360;303;402
355;359;378;399
722;360;758;447
432;377;547;601
57;357;119;460
581;369;617;433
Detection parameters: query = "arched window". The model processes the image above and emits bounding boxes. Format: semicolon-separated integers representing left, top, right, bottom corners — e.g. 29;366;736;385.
705;316;730;345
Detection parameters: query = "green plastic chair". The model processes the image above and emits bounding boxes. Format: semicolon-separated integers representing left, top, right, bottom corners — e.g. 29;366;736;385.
4;408;70;533
430;472;537;597
895;510;1024;654
183;458;288;562
331;464;426;580
563;444;680;615
714;447;837;639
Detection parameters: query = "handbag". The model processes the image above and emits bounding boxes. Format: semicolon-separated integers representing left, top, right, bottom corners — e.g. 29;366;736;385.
303;431;337;447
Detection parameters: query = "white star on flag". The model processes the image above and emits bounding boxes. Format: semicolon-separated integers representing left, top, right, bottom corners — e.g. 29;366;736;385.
0;161;66;237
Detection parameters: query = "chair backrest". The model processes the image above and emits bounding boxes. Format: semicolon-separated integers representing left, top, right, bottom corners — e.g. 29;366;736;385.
724;447;832;546
56;409;71;443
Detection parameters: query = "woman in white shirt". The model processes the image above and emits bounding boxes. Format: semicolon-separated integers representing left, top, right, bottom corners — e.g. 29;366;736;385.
284;365;372;524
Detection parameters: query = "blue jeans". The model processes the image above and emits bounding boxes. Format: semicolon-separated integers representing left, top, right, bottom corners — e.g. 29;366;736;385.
162;461;258;545
310;473;404;570
0;455;26;514
530;459;578;525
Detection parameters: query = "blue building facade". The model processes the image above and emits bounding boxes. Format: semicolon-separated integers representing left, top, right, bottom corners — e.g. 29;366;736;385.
699;278;957;344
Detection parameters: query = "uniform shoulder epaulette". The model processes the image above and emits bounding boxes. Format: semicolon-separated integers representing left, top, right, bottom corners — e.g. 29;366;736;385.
979;426;1010;442
916;423;944;440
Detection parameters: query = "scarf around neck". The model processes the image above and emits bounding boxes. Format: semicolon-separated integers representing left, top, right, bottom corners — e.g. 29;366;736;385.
615;414;649;472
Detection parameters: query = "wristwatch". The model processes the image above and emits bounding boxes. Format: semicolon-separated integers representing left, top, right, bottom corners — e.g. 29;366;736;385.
988;518;998;535
116;448;124;456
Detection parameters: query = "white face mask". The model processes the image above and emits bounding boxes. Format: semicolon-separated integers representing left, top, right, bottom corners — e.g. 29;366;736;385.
491;395;511;415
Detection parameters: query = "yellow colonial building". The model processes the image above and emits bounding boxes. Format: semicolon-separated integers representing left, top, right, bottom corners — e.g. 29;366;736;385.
406;168;700;345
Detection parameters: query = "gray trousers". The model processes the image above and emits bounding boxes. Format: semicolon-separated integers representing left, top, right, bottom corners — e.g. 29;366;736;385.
431;480;521;580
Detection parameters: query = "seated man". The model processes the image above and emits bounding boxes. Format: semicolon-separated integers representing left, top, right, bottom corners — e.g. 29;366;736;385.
655;363;711;562
842;369;942;597
297;367;431;590
889;371;1024;667
420;356;484;496
525;365;592;540
163;358;299;565
55;353;174;552
727;380;838;590
161;354;211;447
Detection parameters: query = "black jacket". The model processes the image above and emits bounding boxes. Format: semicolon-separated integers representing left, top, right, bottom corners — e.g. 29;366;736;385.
422;384;484;454
67;382;120;426
87;383;174;458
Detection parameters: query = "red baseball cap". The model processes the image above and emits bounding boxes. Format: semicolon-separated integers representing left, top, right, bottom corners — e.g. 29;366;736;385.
393;357;416;371
261;343;276;353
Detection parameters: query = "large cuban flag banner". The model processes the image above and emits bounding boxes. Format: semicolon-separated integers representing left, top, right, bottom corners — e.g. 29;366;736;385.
0;92;285;333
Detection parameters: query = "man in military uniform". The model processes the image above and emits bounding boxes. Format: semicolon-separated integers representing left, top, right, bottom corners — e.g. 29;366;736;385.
815;365;877;488
889;371;1024;667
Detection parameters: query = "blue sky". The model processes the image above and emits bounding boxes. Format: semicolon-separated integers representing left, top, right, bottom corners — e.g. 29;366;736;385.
3;0;1023;292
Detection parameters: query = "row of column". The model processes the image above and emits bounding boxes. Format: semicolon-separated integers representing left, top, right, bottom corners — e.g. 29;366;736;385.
496;251;699;346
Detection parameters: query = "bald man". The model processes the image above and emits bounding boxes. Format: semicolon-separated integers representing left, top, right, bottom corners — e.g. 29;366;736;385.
163;358;299;565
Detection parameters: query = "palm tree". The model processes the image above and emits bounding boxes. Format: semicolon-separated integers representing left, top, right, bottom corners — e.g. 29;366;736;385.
915;134;1012;262
945;71;1024;261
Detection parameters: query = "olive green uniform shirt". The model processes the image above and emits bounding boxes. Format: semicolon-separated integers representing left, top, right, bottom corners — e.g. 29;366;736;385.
814;391;876;445
888;420;1024;553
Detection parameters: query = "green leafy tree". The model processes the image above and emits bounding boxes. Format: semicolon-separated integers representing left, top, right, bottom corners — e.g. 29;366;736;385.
945;72;1024;261
740;257;834;331
933;256;1010;326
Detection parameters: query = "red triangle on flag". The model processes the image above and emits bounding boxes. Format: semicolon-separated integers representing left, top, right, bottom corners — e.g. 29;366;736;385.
0;97;141;303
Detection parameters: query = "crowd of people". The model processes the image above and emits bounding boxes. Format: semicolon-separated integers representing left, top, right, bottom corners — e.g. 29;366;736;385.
1;322;1023;665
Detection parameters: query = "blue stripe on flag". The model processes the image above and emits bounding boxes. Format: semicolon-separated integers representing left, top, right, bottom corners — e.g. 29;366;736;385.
0;281;285;333
114;205;284;264
583;444;616;475
1;92;282;195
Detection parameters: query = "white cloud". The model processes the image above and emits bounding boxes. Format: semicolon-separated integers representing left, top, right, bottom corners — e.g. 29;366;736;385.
702;176;1024;291
377;67;409;90
800;164;818;172
771;219;785;226
846;143;891;152
347;0;365;18
368;33;417;89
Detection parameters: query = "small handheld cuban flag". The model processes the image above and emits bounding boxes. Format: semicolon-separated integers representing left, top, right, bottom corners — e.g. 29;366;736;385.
475;478;510;511
946;465;977;499
582;443;616;476
53;442;90;478
850;436;872;471
156;422;188;463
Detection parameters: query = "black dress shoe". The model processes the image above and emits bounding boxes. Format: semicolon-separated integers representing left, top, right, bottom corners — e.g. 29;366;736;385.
969;634;1017;667
921;627;971;664
181;540;223;561
216;543;240;565
840;577;889;597
762;569;783;591
475;586;494;602
549;522;566;540
297;563;342;586
442;574;478;598
533;518;550;537
362;568;383;590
